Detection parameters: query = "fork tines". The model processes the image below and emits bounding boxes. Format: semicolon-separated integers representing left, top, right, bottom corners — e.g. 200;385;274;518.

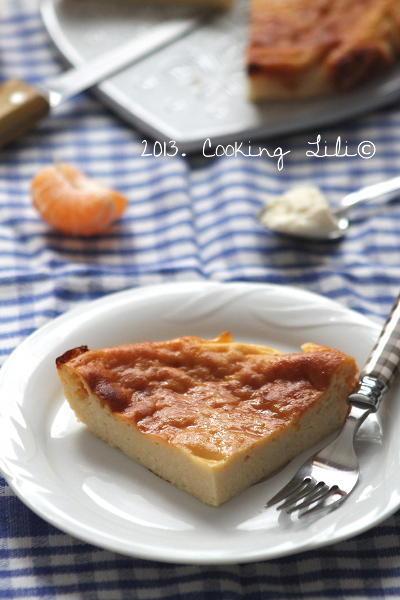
266;476;346;518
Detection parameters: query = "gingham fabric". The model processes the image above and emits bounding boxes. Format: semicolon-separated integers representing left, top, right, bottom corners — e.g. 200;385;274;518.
2;1;400;598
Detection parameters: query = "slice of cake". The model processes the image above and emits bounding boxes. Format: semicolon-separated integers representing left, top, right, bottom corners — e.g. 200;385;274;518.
247;0;400;100
56;332;358;506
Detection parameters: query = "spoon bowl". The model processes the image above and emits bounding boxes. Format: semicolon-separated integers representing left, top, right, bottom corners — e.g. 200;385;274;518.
258;175;400;242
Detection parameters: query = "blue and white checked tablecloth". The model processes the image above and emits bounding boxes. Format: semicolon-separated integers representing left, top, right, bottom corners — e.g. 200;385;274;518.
3;1;400;598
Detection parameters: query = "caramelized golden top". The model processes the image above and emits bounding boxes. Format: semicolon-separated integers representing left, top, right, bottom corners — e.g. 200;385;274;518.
57;333;357;461
248;0;400;91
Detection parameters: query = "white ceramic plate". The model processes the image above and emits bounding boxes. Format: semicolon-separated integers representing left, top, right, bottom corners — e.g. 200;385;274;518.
0;281;398;565
40;0;400;153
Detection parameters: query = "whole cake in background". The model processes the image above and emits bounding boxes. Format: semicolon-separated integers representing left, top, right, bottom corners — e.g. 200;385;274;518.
247;0;400;99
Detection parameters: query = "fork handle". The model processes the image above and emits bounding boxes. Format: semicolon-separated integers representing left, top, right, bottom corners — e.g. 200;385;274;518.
348;293;400;411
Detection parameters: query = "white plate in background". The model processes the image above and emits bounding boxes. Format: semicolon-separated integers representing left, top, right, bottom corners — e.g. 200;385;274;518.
40;0;400;153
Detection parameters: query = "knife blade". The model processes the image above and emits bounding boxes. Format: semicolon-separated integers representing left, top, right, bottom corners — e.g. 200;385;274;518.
0;17;200;148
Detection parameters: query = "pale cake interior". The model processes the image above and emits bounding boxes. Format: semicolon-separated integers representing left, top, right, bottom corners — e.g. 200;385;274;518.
57;333;358;506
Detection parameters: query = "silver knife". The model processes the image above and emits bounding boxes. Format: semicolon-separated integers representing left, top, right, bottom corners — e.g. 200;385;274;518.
0;18;200;147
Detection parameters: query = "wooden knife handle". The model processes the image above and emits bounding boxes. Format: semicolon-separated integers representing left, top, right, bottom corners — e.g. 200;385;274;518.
0;79;50;147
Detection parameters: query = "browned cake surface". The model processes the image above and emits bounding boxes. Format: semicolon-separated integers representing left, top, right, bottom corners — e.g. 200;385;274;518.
247;0;400;98
56;333;357;462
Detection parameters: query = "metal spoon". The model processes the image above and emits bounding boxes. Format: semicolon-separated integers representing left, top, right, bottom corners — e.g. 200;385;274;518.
258;175;400;242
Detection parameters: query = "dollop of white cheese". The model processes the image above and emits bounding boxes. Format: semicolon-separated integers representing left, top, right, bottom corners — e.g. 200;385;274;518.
259;186;340;239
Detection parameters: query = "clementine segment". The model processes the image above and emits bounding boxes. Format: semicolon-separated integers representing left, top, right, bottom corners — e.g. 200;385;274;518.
31;162;127;236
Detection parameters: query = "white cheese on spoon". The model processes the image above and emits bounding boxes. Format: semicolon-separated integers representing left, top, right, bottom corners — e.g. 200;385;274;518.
259;186;340;239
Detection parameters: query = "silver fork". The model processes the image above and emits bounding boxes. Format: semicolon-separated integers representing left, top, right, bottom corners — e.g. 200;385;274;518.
266;293;400;518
